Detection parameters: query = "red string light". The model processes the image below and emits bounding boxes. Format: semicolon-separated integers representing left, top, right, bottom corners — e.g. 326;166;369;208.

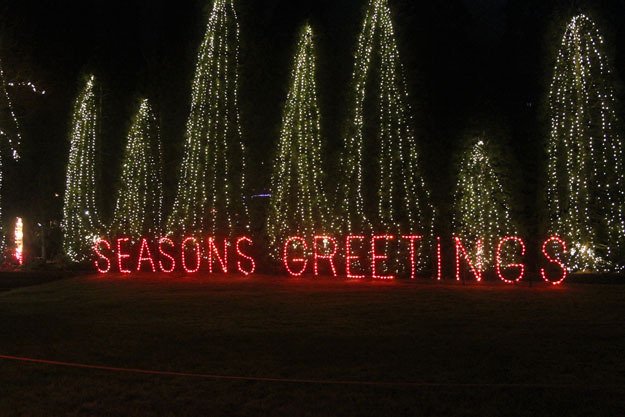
313;236;337;277
136;238;156;272
158;237;176;273
207;237;228;273
92;234;571;283
436;236;442;280
541;236;568;285
116;238;131;274
283;236;308;276
495;236;525;284
236;237;255;276
345;235;366;279
402;235;422;279
93;239;111;273
454;237;483;282
371;235;395;280
181;237;201;273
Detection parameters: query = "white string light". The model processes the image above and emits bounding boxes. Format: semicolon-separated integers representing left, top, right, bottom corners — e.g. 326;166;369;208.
336;0;435;272
266;25;331;259
452;139;517;267
168;0;249;237
547;14;625;272
62;75;101;262
110;99;163;238
7;81;46;95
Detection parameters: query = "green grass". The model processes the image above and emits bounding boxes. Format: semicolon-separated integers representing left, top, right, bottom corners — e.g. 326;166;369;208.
0;274;624;416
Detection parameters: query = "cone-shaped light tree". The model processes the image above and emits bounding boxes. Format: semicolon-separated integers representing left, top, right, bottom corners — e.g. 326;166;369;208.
453;139;517;267
62;75;100;262
547;14;625;271
110;99;163;238
337;0;434;240
0;57;21;253
266;25;331;256
168;0;248;236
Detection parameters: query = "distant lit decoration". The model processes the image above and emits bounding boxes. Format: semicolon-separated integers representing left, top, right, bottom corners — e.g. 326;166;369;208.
452;139;517;267
0;57;22;254
14;217;23;265
336;0;435;269
7;81;46;95
547;14;625;272
167;0;249;236
62;75;101;262
0;57;21;160
266;25;331;258
110;99;163;238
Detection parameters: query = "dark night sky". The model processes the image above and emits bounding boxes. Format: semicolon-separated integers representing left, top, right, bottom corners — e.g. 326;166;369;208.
1;0;625;234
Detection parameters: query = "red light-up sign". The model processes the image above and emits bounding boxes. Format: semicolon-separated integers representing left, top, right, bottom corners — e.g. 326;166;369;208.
94;235;570;285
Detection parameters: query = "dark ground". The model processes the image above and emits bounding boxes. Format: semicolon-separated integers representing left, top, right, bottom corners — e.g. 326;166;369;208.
0;273;624;416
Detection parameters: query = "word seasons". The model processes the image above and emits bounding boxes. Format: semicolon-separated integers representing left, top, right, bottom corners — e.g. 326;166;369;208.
94;235;569;285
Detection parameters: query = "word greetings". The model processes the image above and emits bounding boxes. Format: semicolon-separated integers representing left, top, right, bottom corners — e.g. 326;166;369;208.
94;235;569;285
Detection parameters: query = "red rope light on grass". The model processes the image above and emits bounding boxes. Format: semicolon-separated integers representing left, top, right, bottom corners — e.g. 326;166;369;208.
3;354;611;388
6;354;619;388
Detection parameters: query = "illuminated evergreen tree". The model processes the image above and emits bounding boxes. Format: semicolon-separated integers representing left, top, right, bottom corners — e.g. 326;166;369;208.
337;0;434;240
267;25;330;256
0;57;21;253
453;139;517;267
62;75;100;262
168;0;248;236
110;99;162;238
547;14;625;271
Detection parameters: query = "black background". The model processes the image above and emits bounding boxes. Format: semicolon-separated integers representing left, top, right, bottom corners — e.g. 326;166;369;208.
1;0;625;241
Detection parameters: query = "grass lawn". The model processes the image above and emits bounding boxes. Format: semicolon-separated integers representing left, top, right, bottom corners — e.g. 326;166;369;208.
0;273;624;416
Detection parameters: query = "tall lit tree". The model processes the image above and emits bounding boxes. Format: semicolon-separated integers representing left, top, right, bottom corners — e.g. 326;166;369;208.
453;139;517;266
337;0;434;241
110;99;162;238
62;75;100;262
0;57;21;253
168;0;248;236
547;14;625;271
267;25;331;256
